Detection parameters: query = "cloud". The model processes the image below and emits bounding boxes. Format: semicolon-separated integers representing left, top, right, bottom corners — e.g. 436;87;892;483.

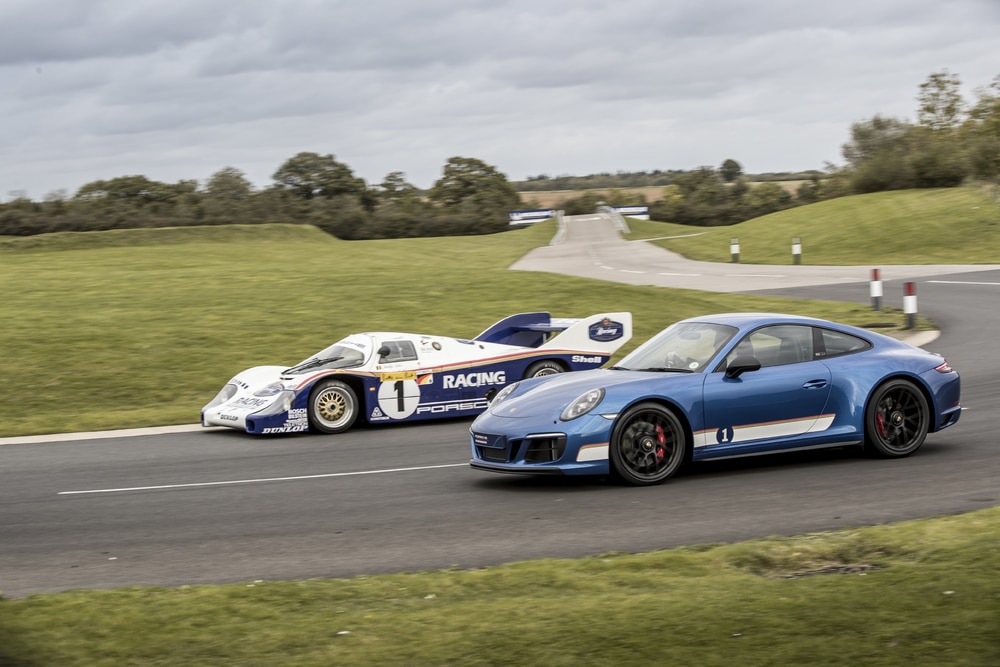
1;0;998;199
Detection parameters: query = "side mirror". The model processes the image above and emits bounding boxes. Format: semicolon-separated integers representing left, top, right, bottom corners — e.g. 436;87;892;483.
725;355;761;379
377;346;391;359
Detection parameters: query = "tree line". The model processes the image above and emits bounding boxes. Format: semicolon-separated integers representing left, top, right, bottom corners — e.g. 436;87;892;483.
0;155;521;240
2;71;997;238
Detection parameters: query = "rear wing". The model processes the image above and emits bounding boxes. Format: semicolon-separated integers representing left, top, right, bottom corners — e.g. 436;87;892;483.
475;312;632;354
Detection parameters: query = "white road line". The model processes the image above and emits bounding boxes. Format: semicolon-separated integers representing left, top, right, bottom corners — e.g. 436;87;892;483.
658;272;702;277
926;280;1000;286
620;269;644;274
726;273;787;278
0;424;210;446
58;463;468;495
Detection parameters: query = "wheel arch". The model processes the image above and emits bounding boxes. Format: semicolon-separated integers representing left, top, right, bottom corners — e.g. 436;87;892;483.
523;357;568;377
864;372;936;427
612;396;695;463
307;373;369;424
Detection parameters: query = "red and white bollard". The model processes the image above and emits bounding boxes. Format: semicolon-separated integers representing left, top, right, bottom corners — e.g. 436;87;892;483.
903;281;917;329
870;269;883;311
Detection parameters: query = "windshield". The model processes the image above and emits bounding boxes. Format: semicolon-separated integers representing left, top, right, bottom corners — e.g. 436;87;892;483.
614;322;737;373
284;336;371;374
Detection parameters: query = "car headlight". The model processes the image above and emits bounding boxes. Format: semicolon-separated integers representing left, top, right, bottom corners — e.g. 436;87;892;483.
560;388;605;421
253;390;295;416
254;381;285;397
203;383;238;410
489;381;521;405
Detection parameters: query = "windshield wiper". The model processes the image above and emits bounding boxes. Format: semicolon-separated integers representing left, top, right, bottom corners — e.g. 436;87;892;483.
284;356;344;373
608;365;630;371
636;367;694;373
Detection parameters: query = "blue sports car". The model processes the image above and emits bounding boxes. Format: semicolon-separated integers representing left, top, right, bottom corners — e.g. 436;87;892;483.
469;313;962;486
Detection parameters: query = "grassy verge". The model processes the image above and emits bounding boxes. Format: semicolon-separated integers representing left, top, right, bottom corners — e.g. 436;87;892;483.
2;506;997;666
625;187;1000;264
0;222;916;438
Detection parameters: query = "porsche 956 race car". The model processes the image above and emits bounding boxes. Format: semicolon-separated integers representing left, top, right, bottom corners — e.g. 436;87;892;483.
202;312;632;435
470;313;962;486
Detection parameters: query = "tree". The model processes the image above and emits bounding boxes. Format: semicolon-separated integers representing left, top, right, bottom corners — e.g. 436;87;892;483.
964;75;1000;194
719;159;743;183
271;152;366;200
842;115;911;169
428;157;521;231
202;167;253;222
743;182;791;217
917;70;964;132
205;167;253;201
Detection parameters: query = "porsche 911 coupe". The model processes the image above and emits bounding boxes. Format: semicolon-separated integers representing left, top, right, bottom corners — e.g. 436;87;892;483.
470;313;961;486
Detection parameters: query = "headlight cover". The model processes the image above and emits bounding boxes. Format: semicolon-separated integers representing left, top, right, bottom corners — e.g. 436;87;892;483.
204;383;238;410
490;381;520;405
253;390;295;416
254;381;286;397
560;388;605;421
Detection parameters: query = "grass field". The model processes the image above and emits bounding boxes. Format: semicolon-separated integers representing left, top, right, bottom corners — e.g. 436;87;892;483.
0;221;912;438
627;187;1000;264
2;506;997;665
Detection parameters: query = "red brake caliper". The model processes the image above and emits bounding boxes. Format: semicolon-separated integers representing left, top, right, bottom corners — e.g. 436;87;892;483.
655;425;667;462
875;412;888;438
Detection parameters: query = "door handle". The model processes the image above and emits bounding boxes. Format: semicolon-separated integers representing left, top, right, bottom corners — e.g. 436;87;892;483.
802;379;828;389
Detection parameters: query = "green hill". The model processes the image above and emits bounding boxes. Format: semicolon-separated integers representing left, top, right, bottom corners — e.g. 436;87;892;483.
627;187;1000;264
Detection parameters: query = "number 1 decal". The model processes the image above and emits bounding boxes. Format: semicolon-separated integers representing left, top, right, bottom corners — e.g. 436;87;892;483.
377;379;420;419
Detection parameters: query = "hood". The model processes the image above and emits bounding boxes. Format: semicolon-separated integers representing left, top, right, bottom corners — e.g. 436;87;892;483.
488;368;699;419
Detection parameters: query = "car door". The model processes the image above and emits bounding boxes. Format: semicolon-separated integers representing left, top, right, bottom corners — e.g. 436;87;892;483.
699;325;832;456
372;339;425;421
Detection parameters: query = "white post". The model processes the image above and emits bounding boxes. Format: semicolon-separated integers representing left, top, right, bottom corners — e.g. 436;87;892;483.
870;268;883;311
904;282;917;329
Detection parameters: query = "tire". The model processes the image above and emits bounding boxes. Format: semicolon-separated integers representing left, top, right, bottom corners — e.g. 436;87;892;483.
863;379;929;458
609;402;687;486
524;360;564;379
308;380;358;434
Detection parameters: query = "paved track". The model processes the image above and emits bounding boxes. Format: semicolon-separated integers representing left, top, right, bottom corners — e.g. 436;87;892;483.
2;217;998;597
511;212;1000;292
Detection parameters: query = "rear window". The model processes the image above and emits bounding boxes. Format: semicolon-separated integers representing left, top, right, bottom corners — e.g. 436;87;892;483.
816;328;871;359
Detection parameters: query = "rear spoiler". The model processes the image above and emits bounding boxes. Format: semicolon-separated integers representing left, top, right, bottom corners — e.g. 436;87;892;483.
475;312;632;353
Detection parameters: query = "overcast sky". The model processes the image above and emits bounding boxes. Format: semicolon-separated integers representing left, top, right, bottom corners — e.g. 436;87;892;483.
2;0;999;200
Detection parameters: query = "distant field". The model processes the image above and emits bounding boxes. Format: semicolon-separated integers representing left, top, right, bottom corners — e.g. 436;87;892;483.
519;186;665;208
626;187;1000;265
519;182;806;209
0;222;913;437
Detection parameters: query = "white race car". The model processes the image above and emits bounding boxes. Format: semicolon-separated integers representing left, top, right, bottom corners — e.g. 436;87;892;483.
202;312;632;434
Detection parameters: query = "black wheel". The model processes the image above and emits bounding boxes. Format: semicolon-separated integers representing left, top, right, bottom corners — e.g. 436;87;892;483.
864;379;929;457
308;380;358;434
609;402;687;486
524;360;564;379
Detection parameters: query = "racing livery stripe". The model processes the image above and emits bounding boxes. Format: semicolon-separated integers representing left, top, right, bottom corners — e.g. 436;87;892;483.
416;349;608;374
290;350;609;389
693;414;836;448
576;443;609;462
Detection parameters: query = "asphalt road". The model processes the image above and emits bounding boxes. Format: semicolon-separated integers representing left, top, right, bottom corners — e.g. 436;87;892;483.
2;219;998;598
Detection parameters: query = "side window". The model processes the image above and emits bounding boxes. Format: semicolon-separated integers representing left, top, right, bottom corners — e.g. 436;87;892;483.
816;328;871;359
727;325;814;368
379;340;418;363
